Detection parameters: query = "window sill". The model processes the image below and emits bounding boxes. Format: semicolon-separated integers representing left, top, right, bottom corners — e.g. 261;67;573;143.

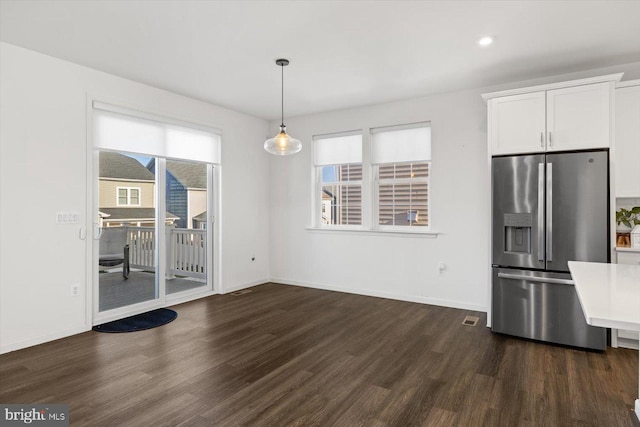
306;226;440;238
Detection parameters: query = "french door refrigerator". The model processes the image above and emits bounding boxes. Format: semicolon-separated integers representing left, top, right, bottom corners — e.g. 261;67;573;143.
491;150;609;350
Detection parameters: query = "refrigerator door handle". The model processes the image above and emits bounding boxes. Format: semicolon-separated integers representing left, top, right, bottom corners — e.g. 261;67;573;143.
497;272;574;285
537;163;545;262
546;162;553;261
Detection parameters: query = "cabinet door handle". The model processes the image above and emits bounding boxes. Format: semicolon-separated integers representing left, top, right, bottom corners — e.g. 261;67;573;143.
540;132;544;147
548;131;553;147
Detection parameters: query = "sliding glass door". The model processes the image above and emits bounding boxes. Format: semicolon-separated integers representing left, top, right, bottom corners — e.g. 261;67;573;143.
92;102;220;323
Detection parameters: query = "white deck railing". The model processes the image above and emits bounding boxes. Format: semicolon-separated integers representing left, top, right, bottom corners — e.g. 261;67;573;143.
122;226;207;279
168;228;207;278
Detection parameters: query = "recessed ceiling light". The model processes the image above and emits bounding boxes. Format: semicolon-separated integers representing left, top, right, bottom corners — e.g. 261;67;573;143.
478;36;494;47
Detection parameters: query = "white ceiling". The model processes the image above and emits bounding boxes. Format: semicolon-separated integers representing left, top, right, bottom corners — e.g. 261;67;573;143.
1;1;639;121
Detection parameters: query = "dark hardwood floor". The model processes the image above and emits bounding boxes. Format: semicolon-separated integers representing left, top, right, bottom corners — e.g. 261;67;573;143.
1;283;638;426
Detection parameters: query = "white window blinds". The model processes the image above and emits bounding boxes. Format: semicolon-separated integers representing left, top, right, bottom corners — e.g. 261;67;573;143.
370;123;431;164
93;102;221;164
313;132;362;166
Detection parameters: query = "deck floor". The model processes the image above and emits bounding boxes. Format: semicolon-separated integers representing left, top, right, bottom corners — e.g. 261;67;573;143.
99;270;206;311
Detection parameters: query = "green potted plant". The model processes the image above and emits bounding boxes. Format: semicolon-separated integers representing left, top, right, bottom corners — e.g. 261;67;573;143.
616;206;640;230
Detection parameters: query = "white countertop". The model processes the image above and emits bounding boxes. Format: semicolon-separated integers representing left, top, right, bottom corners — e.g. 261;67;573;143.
568;261;640;332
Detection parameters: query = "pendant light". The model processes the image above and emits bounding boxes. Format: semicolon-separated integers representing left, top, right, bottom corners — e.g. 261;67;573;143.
264;58;302;155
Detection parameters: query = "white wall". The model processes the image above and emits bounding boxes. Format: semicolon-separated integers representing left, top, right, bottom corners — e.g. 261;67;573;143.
0;42;271;353
268;89;490;311
268;61;640;313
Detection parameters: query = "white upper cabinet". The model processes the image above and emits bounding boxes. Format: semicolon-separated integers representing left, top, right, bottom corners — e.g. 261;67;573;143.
546;82;611;152
614;82;640;198
489;92;546;155
484;75;620;156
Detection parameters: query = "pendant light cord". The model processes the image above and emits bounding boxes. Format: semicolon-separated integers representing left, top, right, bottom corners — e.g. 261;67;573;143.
281;63;284;127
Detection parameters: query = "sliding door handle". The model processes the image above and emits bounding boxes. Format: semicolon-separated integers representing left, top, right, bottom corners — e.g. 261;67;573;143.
93;223;103;240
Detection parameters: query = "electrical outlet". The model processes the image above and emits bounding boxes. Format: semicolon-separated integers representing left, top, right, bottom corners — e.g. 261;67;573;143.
70;284;79;296
438;262;446;276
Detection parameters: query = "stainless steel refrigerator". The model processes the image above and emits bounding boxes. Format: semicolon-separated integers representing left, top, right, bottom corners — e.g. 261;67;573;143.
491;150;609;350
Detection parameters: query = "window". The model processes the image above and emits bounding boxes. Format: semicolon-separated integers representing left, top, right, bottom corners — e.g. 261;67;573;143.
314;132;363;226
371;123;431;229
116;187;141;206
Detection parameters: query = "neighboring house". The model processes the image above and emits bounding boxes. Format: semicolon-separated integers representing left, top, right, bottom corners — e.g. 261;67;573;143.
147;159;207;229
99;151;178;227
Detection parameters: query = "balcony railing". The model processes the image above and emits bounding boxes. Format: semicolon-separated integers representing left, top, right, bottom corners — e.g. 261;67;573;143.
101;226;207;280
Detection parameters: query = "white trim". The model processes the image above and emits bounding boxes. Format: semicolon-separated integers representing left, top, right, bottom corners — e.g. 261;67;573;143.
312;129;362;140
85;94;95;334
635;399;640;423
481;73;623;101
221;278;270;294
616;247;640;253
157;158;166;301
616;79;640;88
93;100;222;135
0;325;89;355
370;121;431;134
306;226;439;238
93;294;164;325
166;288;217;305
212;165;222;294
271;278;486;312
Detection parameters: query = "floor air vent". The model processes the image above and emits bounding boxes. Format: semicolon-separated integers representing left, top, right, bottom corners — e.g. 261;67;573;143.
230;289;253;296
462;315;479;326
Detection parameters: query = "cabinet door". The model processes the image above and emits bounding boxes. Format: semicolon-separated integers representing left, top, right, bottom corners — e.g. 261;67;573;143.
546;82;611;151
615;84;640;197
614;250;640;348
489;91;546;155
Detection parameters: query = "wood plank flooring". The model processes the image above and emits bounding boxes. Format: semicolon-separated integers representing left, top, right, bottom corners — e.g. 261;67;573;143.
1;283;638;426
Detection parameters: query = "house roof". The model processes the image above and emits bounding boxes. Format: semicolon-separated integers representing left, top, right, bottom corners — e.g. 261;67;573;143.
165;160;207;189
192;211;207;222
100;152;155;181
100;208;179;221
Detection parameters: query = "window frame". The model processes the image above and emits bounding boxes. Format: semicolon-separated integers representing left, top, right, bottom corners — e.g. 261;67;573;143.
316;163;363;227
116;186;142;206
313;131;364;229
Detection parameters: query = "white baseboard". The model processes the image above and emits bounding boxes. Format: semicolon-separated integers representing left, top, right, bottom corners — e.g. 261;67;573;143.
166;289;217;306
221;278;270;294
0;324;90;355
635;399;640;423
616;337;639;350
270;277;487;312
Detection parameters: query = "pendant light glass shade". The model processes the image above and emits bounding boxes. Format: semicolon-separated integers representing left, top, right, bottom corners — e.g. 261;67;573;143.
264;58;301;155
264;125;302;155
